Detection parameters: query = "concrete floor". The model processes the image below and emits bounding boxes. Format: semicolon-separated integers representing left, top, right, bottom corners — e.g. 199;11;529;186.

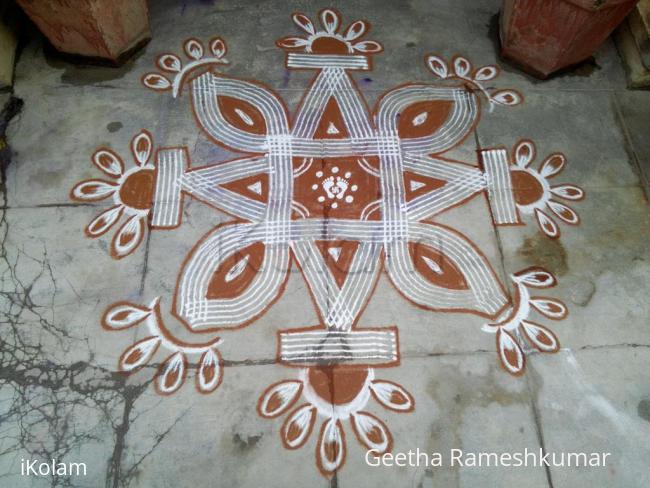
1;1;650;487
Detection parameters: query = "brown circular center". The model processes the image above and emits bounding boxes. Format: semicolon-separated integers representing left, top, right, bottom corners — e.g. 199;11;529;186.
119;169;155;210
311;36;350;55
308;366;368;405
510;170;544;206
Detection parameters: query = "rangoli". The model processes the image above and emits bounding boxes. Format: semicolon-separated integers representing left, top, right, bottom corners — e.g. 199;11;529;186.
69;9;585;476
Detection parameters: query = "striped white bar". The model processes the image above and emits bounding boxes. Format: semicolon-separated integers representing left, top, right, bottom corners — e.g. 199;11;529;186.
481;148;519;225
152;148;186;228
287;53;370;70
279;328;398;366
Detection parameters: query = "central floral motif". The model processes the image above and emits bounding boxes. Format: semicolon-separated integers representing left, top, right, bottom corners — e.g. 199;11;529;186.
69;8;585;477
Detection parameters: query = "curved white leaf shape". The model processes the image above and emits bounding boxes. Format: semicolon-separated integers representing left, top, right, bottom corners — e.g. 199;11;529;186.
515;268;555;288
497;329;524;375
87;205;123;237
71;179;117;201
370;380;414;412
320;9;340;34
352;412;392;454
224;254;251;282
514;140;536;168
491;90;522;106
530;297;567;319
258;380;302;418
535;208;559;238
344;20;368;41
197;348;222;393
292;13;316;35
142;73;171;91
548;200;579;225
353;41;382;53
281;404;316;449
427;55;448;79
112;215;145;259
453;56;472;77
184;38;204;60
474;65;499;81
210;37;227;58
131;130;153;166
277;37;309;49
157;54;182;73
550;185;584;201
156;352;187;394
317;418;345;474
412;111;429;127
119;336;160;372
521;321;559;352
104;302;150;330
540;154;566;178
93;149;124;177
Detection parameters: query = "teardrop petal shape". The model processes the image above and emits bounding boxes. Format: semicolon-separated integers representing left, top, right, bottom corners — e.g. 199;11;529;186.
119;336;160;372
184;38;204;60
142;73;172;91
196;348;223;393
535;208;560;239
351;412;393;454
157;54;182;73
71;179;117;201
131;130;153;166
103;302;151;330
540;154;566;178
276;36;309;49
491;89;522;106
93;149;124;177
530;297;567;320
210;37;227;58
497;329;525;375
353;41;382;53
156;352;187;395
427;55;448;79
548;200;579;225
453;56;471;77
344;20;368;41
281;404;316;449
409;242;469;290
514;268;556;288
111;215;145;259
521;321;560;352
317;418;346;475
320;9;341;34
514;140;536;168
474;65;499;81
292;13;316;35
370;380;414;412
86;205;123;237
257;380;302;418
550;185;584;201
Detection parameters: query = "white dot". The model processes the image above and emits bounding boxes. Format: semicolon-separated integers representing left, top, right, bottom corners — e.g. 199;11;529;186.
351;185;358;192
345;195;353;203
316;171;323;178
332;166;339;174
331;202;338;209
311;184;318;190
345;172;352;178
317;196;325;202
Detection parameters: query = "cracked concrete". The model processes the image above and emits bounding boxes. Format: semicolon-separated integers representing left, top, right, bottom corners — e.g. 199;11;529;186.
1;0;650;487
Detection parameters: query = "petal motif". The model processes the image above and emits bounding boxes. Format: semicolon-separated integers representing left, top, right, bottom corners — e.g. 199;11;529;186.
547;200;579;225
530;297;567;320
453;56;472;77
281;404;316;449
103;302;151;330
514;140;536;168
257;380;302;418
370;380;414;412
292;13;316;35
474;65;499;81
491;89;522;106
521;321;560;352
92;149;124;177
540;154;566;178
353;41;382;53
550;185;584;201
344;20;368;41
71;179;117;201
497;329;524;375
535;208;560;239
131;130;153;166
427;55;448;79
210;37;227;58
86;205;123;237
196;348;223;393
155;352;187;395
111;215;145;259
157;54;182;73
351;412;393;454
142;73;172;91
514;268;556;288
184;38;204;60
276;36;310;49
320;9;341;34
119;336;160;372
317;418;346;475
